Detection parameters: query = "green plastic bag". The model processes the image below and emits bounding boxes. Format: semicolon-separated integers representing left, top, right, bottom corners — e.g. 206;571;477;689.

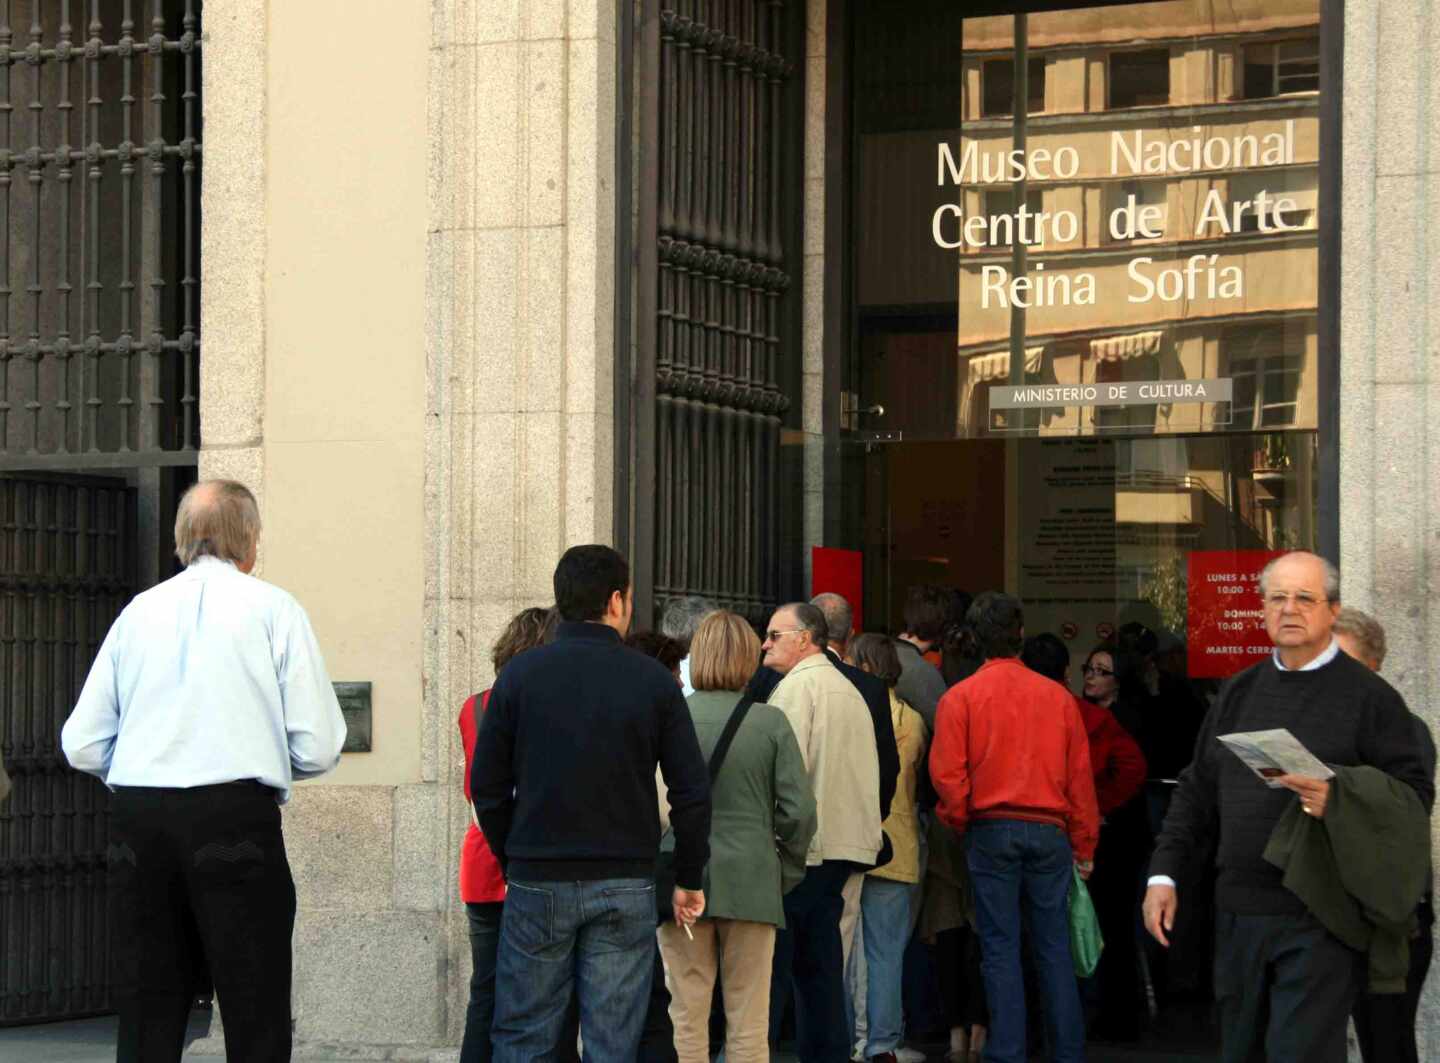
1068;866;1104;978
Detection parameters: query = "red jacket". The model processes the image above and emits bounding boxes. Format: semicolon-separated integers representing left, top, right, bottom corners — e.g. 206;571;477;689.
1074;696;1148;816
458;691;506;903
930;658;1101;862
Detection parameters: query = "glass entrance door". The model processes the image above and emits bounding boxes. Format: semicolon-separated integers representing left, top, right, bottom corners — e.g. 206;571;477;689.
847;0;1325;662
840;0;1328;1052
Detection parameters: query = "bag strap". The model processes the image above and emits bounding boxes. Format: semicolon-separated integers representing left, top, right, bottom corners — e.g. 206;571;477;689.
706;695;755;783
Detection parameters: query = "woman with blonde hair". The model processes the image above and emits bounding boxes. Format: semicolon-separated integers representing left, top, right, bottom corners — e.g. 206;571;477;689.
658;610;817;1063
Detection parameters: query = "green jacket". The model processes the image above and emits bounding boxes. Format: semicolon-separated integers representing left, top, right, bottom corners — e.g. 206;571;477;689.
671;690;817;928
1263;765;1430;992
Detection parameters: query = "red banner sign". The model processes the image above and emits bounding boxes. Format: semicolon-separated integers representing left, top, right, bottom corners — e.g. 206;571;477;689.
811;547;864;634
1186;549;1283;678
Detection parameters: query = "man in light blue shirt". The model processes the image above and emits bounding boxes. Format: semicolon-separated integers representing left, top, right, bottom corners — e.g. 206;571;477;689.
62;478;346;1063
660;594;717;696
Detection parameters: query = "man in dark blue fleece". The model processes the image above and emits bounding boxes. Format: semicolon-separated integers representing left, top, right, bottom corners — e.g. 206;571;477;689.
1144;551;1433;1063
473;545;712;1062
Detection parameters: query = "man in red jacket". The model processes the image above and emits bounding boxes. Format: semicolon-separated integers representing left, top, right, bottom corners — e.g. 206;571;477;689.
930;593;1100;1063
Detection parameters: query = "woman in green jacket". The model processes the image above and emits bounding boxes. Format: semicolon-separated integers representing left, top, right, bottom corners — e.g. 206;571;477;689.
657;610;817;1063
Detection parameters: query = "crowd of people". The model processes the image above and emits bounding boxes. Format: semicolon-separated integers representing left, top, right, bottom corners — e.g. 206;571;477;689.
51;478;1438;1063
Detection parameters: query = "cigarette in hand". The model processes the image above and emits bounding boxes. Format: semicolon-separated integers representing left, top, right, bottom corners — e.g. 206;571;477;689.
683;922;694;940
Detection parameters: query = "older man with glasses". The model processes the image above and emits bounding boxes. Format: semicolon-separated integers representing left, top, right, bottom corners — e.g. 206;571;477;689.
1144;551;1433;1063
760;602;884;1063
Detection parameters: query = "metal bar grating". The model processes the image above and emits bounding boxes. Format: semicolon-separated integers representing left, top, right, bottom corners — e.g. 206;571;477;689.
0;0;201;465
0;474;136;1024
644;0;799;628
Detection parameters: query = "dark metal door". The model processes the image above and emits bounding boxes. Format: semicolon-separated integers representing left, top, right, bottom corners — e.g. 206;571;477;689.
633;0;805;627
0;475;136;1024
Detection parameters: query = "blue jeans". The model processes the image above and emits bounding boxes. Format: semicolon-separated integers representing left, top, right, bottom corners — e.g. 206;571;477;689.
861;876;913;1057
492;878;657;1063
965;820;1083;1063
461;902;503;1063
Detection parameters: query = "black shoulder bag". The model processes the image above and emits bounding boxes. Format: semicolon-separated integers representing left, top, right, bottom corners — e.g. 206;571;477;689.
654;695;755;925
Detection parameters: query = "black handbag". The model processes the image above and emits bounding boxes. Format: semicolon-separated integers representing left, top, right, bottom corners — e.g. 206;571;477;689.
655;695;755;925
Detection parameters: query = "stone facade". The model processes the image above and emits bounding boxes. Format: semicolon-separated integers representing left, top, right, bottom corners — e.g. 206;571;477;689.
1337;2;1440;1055
188;0;1440;1056
194;0;615;1056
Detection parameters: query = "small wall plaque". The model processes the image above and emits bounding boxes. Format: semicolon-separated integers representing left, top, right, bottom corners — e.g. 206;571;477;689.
334;682;372;753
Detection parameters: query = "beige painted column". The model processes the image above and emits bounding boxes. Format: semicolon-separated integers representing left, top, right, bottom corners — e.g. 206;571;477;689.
193;0;615;1054
1338;0;1440;1057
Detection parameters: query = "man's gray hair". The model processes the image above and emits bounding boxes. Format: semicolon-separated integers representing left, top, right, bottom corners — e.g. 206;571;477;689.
174;480;261;566
1257;551;1340;602
1334;607;1387;669
659;595;718;647
782;602;831;649
809;592;853;647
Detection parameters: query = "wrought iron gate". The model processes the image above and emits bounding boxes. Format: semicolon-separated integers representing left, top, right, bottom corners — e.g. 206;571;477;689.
634;0;805;627
0;0;202;470
0;475;136;1024
0;0;201;1024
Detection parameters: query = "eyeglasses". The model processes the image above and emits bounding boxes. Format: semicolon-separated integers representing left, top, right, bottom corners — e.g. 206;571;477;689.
1264;592;1328;612
1081;665;1114;678
764;628;804;643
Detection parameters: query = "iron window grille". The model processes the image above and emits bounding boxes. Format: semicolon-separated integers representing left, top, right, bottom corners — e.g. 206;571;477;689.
0;1;201;470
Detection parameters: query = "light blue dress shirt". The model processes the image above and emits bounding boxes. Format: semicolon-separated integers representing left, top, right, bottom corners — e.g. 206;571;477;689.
61;556;347;803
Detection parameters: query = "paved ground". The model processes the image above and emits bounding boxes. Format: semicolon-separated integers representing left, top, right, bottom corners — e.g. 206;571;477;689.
0;1013;1216;1063
0;1013;214;1063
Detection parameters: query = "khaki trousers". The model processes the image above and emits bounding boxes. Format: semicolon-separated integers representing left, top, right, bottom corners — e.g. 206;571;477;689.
658;919;777;1063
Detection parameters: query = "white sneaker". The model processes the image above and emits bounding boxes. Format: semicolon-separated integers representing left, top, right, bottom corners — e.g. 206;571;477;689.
894;1047;926;1063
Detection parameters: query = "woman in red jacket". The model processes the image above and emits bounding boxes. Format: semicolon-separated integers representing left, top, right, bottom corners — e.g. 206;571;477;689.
458;607;552;1063
1077;642;1151;1042
1021;635;1149;1042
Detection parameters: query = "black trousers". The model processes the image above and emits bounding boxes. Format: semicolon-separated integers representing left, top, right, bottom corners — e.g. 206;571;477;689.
1353;904;1434;1063
1215;910;1364;1063
1087;819;1149;1038
110;782;296;1063
932;926;988;1030
769;860;851;1062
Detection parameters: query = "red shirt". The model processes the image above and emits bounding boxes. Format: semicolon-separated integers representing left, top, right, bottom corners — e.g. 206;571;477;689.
930;657;1101;862
1074;696;1148;816
459;691;506;903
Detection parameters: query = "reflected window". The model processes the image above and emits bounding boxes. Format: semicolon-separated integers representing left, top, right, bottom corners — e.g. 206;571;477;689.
1242;37;1320;99
1230;170;1318;233
1228;326;1303;428
1106;179;1169;242
1109;49;1171;108
982;56;1046;117
1095;354;1160;431
982;187;1045;248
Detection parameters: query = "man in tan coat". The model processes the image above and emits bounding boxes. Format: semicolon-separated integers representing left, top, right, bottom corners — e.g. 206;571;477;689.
764;601;882;1062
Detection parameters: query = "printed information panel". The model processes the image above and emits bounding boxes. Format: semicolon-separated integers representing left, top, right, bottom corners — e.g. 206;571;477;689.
1186;549;1283;678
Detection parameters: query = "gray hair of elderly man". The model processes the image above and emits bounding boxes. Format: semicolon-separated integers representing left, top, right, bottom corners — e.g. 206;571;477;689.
659;595;719;647
1333;607;1387;670
174;479;261;566
1257;550;1340;603
809;592;854;648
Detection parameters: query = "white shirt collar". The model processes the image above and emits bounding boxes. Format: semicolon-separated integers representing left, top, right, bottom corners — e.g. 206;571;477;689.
1273;637;1341;672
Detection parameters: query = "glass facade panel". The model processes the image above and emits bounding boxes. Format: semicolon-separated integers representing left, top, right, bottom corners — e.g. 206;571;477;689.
847;0;1325;688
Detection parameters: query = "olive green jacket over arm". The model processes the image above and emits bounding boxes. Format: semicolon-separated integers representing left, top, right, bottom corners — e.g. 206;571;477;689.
679;689;817;928
1263;764;1431;993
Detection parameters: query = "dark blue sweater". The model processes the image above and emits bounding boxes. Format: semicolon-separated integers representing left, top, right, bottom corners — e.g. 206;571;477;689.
472;622;712;889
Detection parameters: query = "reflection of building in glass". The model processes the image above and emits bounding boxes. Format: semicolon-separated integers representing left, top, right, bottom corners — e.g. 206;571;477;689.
948;0;1320;442
852;0;1324;636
